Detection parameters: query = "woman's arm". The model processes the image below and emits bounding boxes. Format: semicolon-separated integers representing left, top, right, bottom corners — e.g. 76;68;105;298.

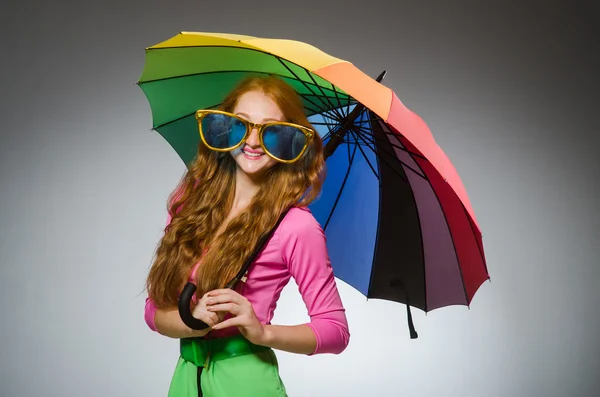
206;289;318;354
207;208;350;355
145;295;221;339
144;203;215;339
278;208;350;355
153;308;210;339
260;324;317;355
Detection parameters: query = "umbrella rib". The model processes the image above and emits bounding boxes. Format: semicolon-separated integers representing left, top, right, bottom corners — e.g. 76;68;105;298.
139;68;332;94
298;94;346;103
323;106;351;123
141;44;352;116
294;95;326;115
353;125;426;183
314;112;344;142
323;142;359;231
306;73;359;122
351;118;428;161
299;66;352;121
313;108;359;144
462;203;489;283
313;99;347;125
327;137;361;144
310;121;339;126
329;80;349;117
379;128;428;161
295;91;337;117
304;66;347;112
432;191;469;307
353;122;428;163
275;58;345;115
348;128;380;180
353;128;427;180
302;100;352;121
350;116;386;125
273;57;355;125
423;180;474;308
373;111;469;308
151;95;338;132
140;44;349;101
364;110;429;312
345;129;352;163
340;103;350;119
141;68;346;117
152;102;222;130
352;127;416;183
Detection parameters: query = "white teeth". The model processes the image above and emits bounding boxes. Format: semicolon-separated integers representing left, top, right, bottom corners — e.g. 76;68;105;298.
243;149;263;157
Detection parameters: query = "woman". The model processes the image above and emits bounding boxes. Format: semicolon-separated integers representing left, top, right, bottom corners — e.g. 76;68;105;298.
144;75;350;396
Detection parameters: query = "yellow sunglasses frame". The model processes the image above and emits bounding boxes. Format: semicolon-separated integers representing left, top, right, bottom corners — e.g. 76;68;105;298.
195;109;316;164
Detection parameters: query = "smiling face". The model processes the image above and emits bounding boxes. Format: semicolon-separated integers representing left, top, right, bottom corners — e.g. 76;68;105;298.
229;90;283;180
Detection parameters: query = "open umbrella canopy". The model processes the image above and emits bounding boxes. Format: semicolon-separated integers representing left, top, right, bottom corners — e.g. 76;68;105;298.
137;32;490;338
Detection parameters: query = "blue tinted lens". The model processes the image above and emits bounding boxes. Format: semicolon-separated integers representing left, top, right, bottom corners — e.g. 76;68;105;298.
201;113;247;149
262;125;307;161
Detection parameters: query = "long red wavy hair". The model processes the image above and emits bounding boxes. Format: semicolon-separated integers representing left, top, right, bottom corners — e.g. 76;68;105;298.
146;75;326;309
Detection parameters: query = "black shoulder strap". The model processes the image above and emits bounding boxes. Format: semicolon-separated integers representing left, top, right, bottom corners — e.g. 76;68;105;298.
179;206;293;331
224;206;292;289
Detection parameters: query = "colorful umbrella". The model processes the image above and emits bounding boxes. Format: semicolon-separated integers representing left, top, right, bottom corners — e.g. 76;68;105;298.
137;32;490;338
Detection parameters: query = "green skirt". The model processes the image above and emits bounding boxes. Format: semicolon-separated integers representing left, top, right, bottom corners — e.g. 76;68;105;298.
167;334;288;397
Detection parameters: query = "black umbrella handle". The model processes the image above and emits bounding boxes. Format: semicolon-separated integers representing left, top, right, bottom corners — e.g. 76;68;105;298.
178;207;292;330
178;282;210;330
178;278;242;330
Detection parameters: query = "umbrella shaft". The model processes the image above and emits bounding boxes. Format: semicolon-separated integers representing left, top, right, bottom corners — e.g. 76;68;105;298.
323;70;386;160
323;103;366;159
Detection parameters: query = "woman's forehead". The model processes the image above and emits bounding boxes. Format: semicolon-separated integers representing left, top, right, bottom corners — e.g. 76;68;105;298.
233;91;285;122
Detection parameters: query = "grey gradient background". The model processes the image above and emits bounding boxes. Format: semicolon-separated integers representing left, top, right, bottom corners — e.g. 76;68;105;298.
1;1;599;396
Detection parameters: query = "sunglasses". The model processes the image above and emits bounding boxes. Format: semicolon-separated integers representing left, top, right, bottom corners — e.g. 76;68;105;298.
195;110;315;163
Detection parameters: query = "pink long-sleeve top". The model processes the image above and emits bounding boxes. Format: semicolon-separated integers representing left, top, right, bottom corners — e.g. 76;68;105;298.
144;206;350;355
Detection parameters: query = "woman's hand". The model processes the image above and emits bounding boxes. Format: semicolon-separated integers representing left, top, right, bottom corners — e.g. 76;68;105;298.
205;289;269;345
191;292;225;333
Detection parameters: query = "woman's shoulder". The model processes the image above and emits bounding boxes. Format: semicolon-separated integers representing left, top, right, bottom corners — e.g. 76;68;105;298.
281;206;321;229
276;206;329;267
277;206;325;241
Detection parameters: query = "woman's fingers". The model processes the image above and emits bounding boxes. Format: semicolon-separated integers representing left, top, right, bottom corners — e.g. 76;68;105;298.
207;302;240;315
192;294;222;327
206;289;244;303
203;309;221;324
207;289;235;297
206;290;247;307
211;316;243;331
192;311;218;327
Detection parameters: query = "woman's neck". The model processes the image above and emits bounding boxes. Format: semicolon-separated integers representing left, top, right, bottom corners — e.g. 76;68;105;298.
230;166;262;214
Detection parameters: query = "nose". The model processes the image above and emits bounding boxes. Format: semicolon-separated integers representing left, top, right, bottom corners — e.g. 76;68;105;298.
245;126;261;148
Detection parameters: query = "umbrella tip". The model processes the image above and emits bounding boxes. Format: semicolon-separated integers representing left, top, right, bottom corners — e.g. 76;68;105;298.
376;70;387;82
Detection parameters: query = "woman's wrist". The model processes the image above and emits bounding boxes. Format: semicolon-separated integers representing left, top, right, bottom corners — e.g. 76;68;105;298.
257;324;274;346
256;324;316;355
188;327;211;338
154;307;212;339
